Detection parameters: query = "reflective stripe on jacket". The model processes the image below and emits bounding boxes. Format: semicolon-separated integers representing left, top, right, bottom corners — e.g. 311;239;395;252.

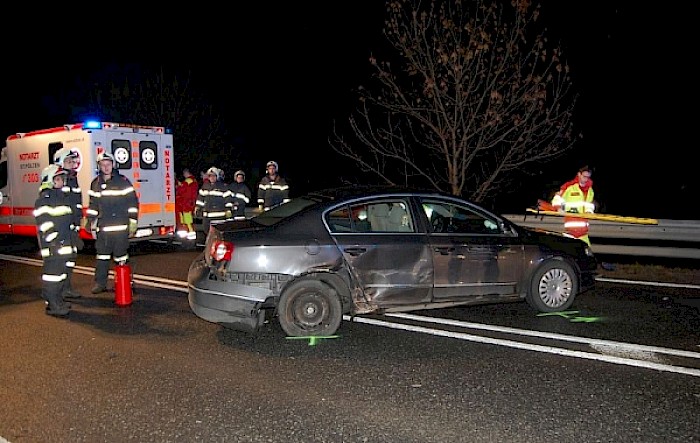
34;188;75;258
87;172;139;231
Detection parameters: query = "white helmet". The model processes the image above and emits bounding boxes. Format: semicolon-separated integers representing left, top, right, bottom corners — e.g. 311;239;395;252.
234;170;245;179
40;164;67;190
53;147;79;165
96;152;116;165
266;160;278;171
206;167;222;181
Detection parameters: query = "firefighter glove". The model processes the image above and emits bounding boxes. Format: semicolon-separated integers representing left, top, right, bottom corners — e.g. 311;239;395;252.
128;219;138;237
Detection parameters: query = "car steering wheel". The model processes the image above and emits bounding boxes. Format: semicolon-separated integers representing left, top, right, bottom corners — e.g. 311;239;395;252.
431;215;445;233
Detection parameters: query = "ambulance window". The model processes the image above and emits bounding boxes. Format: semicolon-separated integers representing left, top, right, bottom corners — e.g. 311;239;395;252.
111;140;132;170
0;158;7;189
139;141;158;170
48;142;63;165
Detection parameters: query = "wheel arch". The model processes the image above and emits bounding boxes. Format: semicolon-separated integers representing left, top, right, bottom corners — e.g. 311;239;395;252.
523;255;582;289
525;256;581;312
285;271;353;315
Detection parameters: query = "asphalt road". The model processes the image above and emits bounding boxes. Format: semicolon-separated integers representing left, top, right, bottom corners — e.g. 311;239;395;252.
1;239;699;443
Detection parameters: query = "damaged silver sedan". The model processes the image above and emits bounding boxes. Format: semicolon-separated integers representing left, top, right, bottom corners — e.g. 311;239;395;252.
187;186;597;337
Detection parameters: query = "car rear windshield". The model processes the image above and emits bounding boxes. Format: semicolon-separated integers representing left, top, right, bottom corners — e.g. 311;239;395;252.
250;197;321;226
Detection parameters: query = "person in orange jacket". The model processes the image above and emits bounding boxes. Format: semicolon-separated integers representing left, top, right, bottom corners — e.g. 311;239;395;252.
175;168;199;241
551;165;595;245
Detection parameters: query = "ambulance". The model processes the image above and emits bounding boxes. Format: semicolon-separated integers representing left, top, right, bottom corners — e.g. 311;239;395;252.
0;120;177;242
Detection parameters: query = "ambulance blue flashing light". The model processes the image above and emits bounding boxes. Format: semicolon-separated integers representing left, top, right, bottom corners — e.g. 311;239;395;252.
84;120;103;129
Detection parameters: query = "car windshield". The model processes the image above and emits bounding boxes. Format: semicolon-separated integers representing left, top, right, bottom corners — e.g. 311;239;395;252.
249;197;321;226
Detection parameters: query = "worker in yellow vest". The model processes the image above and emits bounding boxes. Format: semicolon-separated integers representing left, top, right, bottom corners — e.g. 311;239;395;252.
551;165;595;246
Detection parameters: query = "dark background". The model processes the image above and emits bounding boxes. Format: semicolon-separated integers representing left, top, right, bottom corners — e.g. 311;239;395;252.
1;2;695;219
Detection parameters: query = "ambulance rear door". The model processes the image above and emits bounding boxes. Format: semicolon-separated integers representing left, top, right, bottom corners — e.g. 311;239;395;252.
0;146;12;234
98;126;176;240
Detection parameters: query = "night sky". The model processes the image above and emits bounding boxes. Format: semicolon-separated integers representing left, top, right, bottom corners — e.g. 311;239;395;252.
1;2;694;220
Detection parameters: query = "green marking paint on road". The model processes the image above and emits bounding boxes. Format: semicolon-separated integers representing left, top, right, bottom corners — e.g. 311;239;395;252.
286;335;340;346
537;311;604;323
537;311;579;318
569;316;603;323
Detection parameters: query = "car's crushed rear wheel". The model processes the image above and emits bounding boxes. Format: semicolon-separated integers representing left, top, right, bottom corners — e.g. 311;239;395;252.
278;279;342;337
526;260;578;312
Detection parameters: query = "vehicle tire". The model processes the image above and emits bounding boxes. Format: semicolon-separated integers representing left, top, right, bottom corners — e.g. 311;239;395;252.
526;260;578;312
278;279;342;337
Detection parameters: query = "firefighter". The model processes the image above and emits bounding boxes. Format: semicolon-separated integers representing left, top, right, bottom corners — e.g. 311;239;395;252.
85;152;139;294
175;168;199;241
53;147;83;299
33;165;75;317
257;160;290;211
551;165;596;245
229;170;252;220
195;166;232;234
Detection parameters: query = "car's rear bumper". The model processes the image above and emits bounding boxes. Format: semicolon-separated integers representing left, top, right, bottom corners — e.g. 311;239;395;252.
187;258;270;333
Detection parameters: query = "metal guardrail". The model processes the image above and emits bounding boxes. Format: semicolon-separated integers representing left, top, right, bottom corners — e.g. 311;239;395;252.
504;214;700;260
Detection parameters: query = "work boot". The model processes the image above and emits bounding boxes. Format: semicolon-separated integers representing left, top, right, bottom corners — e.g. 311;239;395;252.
91;284;107;294
64;289;82;299
46;303;70;317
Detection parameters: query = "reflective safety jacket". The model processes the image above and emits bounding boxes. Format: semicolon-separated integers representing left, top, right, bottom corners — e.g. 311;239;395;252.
33;187;75;258
196;179;233;220
229;181;252;219
86;172;139;233
257;174;290;210
551;178;595;214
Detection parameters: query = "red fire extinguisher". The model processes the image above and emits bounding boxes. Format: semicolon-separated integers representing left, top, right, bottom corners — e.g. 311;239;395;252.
114;263;133;306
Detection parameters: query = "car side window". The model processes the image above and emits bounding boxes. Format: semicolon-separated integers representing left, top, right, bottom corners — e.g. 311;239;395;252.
366;201;414;233
422;199;499;234
326;206;353;233
326;204;371;233
326;201;415;233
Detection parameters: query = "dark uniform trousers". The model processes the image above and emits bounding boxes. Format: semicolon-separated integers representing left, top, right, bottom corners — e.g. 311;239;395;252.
42;255;71;308
94;229;130;288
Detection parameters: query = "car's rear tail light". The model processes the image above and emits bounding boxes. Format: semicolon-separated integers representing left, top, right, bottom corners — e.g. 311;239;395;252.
210;240;234;261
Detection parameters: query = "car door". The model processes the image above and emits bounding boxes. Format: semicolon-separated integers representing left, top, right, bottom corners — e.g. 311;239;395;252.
327;198;433;308
420;198;523;300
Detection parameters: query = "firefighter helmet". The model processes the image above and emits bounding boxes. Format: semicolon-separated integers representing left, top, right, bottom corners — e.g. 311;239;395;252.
266;160;278;171
206;167;222;181
96;152;116;165
53;147;79;166
234;170;245;179
40;164;68;190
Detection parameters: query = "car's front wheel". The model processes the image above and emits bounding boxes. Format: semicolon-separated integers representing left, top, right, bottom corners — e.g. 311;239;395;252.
278;279;342;337
526;260;579;312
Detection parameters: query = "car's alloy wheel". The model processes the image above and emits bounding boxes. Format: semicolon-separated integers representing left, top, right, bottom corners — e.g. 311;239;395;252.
526;260;578;312
278;279;342;337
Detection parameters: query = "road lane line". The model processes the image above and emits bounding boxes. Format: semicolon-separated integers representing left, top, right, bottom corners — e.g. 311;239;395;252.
386;312;700;359
343;314;700;378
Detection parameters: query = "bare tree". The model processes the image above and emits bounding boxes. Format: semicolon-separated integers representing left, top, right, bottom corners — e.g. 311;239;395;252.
330;0;580;203
63;64;232;176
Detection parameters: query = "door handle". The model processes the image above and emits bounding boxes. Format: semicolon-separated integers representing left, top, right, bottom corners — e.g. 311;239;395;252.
343;247;367;256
